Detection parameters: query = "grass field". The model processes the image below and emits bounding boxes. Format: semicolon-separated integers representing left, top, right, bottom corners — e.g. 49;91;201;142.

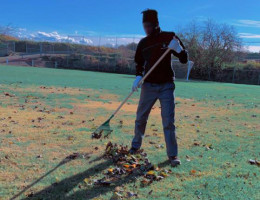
0;65;259;200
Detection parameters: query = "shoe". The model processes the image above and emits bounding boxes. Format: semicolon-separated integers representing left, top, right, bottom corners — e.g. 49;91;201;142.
129;147;139;155
169;156;181;167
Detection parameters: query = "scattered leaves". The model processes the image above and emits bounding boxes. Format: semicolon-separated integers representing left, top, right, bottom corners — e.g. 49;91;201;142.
248;159;260;166
67;135;75;141
193;142;200;146
92;130;102;139
4;92;15;97
36;155;43;158
127;191;137;198
111;192;123;200
204;144;214;150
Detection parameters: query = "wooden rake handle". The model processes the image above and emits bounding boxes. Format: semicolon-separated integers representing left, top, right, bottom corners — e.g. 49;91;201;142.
111;48;171;117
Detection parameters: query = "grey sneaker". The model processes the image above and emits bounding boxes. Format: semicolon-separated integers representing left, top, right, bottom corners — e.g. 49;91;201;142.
169;156;181;167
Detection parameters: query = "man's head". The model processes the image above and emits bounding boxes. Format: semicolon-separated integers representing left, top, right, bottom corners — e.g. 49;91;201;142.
142;9;159;36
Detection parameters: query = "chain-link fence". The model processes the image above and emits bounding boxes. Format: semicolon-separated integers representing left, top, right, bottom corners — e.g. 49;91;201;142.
0;36;139;72
0;37;260;85
0;41;15;56
4;35;141;54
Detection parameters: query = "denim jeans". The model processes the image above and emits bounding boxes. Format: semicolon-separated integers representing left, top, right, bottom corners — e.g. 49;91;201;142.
131;81;178;157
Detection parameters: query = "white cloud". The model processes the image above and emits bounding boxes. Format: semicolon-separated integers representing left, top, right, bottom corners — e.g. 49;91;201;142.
235;20;260;28
13;27;143;46
86;35;143;47
239;33;260;39
37;31;67;40
26;31;93;44
67;35;93;44
15;28;27;38
239;33;260;52
245;45;260;53
18;28;27;31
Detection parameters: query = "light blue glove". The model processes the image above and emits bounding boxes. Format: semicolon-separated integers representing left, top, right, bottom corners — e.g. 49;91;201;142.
168;36;183;53
132;76;143;92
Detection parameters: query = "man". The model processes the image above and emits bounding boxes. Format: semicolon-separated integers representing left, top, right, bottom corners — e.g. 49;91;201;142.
129;9;188;167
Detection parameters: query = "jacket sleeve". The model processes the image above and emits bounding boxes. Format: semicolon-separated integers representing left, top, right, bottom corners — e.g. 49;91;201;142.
135;39;145;76
171;35;188;64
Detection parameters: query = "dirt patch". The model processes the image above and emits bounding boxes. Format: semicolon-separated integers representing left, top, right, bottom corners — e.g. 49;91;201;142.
76;100;139;113
73;97;208;116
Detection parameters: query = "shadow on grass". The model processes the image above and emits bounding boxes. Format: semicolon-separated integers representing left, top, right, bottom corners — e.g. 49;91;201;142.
10;153;93;200
64;159;172;200
14;155;171;200
158;160;170;168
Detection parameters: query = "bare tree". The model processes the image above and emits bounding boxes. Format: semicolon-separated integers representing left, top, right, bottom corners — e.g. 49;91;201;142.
0;24;16;35
178;19;243;80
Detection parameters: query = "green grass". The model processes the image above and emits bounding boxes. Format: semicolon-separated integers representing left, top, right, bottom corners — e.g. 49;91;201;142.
0;65;259;200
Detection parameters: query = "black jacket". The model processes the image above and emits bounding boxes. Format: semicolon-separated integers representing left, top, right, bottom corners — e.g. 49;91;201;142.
135;27;188;83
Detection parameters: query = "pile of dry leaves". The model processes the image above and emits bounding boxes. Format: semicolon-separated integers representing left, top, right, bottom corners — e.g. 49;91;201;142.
104;141;172;185
82;142;172;198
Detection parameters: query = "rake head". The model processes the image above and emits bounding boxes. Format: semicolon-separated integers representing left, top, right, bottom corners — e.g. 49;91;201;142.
91;115;114;139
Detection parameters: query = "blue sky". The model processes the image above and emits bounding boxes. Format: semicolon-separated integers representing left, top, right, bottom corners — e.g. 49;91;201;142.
1;0;260;51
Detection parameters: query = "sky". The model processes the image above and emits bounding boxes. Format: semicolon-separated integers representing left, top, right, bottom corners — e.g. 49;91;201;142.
1;0;260;51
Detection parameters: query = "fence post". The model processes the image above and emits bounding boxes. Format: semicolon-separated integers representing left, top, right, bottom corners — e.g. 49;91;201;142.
40;43;42;56
67;45;69;54
114;36;117;72
7;43;9;55
98;36;101;71
55;61;58;68
232;67;236;83
32;60;34;67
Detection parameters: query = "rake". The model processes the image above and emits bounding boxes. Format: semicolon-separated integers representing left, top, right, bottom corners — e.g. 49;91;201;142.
91;47;173;139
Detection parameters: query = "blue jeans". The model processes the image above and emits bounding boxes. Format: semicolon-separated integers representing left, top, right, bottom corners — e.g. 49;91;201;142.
131;81;178;157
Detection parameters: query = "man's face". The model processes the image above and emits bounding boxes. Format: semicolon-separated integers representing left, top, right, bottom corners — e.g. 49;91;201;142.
143;22;155;36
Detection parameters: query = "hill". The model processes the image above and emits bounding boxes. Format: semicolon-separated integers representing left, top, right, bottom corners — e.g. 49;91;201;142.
0;34;19;43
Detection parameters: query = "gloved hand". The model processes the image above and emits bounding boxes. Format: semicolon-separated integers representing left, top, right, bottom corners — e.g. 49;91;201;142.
168;36;183;53
132;76;143;92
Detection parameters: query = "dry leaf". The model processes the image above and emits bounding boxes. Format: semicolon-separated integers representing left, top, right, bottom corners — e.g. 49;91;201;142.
111;192;123;200
146;170;155;176
127;191;137;198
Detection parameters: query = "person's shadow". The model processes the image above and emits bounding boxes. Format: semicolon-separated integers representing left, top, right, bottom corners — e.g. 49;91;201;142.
12;155;170;200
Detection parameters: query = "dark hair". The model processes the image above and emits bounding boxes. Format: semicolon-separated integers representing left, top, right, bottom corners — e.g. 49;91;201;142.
142;9;159;24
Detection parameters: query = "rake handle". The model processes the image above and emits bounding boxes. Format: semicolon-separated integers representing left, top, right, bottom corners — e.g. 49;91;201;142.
111;48;171;117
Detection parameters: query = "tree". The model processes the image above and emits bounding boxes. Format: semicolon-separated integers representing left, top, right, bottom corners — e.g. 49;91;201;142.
178;19;243;80
0;24;16;35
